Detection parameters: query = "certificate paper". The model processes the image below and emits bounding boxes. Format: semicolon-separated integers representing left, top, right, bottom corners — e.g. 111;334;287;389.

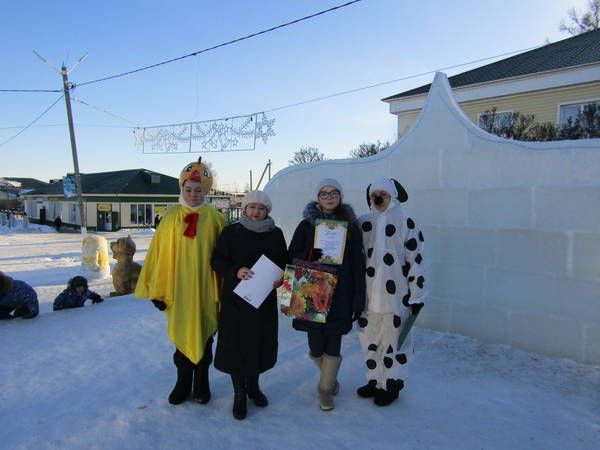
313;219;348;265
233;255;284;308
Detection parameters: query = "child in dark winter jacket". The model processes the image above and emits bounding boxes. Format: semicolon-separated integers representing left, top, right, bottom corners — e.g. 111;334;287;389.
53;276;103;311
0;271;39;319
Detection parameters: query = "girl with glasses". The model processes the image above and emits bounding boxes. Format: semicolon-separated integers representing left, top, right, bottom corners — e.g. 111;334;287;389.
288;178;366;411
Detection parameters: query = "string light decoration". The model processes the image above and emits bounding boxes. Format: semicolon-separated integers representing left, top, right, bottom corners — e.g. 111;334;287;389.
134;112;275;153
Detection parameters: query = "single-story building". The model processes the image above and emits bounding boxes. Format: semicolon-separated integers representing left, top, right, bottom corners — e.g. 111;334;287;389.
21;169;179;230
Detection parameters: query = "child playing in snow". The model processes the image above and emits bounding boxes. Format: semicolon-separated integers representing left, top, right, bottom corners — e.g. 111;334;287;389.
0;271;39;319
356;177;426;406
53;276;103;311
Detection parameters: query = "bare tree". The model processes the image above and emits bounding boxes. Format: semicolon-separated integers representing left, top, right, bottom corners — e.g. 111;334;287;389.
350;140;392;158
479;106;600;141
288;146;325;165
559;0;600;35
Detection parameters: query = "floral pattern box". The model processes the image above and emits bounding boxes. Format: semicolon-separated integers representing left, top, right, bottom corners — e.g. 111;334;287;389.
278;260;338;323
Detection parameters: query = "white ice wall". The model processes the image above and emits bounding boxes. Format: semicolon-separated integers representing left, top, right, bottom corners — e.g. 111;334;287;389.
265;73;600;365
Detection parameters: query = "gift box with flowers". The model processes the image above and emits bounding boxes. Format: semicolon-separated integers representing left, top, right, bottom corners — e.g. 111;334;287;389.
279;262;338;323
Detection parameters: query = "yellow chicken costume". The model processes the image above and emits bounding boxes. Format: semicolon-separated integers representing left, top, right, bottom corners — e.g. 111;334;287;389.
135;158;226;405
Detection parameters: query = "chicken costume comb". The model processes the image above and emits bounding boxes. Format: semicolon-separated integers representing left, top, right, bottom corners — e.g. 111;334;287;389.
179;157;213;194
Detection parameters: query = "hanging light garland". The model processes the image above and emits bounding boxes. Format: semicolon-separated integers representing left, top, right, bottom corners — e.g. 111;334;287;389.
134;112;275;153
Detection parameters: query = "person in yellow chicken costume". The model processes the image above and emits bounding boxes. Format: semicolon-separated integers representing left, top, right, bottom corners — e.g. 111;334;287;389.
135;157;226;405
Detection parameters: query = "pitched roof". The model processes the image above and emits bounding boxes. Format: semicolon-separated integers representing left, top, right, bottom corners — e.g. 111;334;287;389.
24;169;179;196
1;177;49;191
383;29;600;101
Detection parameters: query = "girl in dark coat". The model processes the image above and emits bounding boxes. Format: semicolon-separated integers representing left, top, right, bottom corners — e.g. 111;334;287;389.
211;190;288;420
288;178;366;411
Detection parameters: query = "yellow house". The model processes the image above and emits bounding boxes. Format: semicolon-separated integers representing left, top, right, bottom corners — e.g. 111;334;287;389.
383;29;600;137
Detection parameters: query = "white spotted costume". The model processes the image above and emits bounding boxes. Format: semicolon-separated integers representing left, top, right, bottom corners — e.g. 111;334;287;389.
357;178;426;392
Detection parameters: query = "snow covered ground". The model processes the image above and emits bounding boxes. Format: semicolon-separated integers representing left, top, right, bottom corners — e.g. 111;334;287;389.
1;227;599;450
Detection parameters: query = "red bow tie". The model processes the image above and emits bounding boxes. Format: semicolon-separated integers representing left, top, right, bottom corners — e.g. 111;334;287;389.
183;212;199;238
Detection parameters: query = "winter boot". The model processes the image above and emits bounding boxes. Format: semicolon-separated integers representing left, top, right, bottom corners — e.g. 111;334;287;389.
373;379;404;407
193;338;213;404
169;350;193;405
231;375;247;420
318;354;342;411
246;374;268;407
309;353;339;395
356;379;377;398
193;363;211;404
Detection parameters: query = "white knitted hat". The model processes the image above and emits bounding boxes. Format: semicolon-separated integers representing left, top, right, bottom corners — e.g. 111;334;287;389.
241;190;272;212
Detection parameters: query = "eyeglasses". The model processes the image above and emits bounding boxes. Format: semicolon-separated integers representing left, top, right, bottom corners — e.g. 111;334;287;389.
318;190;340;200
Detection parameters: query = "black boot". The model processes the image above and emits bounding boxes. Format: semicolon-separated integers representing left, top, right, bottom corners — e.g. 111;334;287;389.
373;379;404;407
169;350;193;405
231;375;247;420
193;338;213;404
246;374;268;407
356;379;377;398
193;363;211;404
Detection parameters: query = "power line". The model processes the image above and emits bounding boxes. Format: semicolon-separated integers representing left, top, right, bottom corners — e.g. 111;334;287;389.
0;43;544;137
263;44;543;113
0;88;62;93
140;43;544;129
76;0;364;87
0;94;64;146
0;123;132;130
72;97;141;126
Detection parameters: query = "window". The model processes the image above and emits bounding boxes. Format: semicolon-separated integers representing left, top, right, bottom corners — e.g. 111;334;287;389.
69;203;79;224
130;203;154;225
559;100;600;126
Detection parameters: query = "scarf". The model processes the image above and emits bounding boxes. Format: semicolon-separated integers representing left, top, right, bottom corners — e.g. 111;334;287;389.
179;195;206;238
239;211;275;233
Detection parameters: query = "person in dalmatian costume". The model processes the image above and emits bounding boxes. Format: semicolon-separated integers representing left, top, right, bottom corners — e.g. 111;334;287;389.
356;177;426;406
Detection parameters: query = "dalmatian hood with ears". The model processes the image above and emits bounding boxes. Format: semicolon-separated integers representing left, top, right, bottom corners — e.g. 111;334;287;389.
358;178;426;314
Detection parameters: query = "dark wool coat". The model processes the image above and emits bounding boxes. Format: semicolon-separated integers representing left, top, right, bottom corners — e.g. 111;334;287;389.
211;221;288;376
288;202;366;336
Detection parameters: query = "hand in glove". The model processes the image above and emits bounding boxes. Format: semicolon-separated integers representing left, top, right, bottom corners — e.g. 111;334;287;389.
410;302;424;316
90;293;104;304
151;299;167;311
309;248;323;262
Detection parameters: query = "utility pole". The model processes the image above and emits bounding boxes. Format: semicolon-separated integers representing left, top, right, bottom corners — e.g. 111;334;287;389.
61;66;87;233
34;51;87;233
255;160;272;190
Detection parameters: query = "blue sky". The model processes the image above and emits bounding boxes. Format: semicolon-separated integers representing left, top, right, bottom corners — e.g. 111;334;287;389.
0;0;588;190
